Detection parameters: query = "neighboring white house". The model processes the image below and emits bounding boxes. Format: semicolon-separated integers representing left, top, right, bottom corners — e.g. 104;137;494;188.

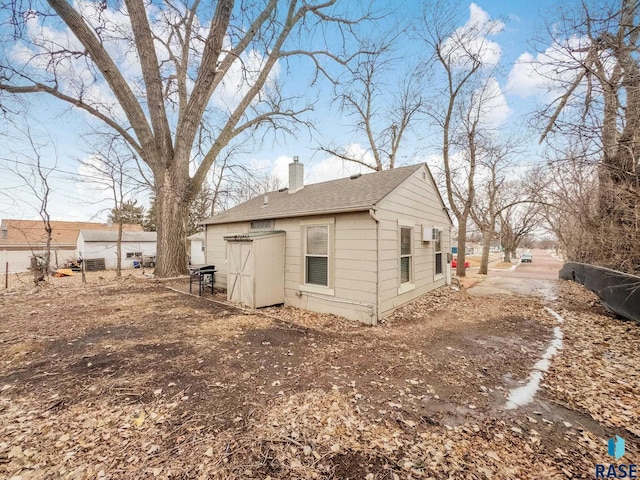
201;159;453;325
0;219;143;272
187;232;206;265
76;230;157;269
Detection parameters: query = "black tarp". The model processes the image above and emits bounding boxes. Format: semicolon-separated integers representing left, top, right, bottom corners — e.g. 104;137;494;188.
559;262;640;322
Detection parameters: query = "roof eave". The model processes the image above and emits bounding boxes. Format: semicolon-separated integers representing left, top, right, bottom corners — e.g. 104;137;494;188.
202;204;373;226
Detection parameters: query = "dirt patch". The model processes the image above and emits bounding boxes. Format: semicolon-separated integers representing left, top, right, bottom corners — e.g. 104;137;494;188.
0;276;637;478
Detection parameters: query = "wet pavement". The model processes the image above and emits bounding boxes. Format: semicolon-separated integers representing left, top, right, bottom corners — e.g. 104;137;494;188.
468;249;563;300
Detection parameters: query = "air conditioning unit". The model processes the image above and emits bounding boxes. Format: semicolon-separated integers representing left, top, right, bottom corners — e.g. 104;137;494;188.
422;226;440;242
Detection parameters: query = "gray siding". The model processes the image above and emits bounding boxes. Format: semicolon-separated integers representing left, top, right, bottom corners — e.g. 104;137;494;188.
204;166;452;324
204;222;250;288
376;165;451;317
279;212;378;325
206;212;378;324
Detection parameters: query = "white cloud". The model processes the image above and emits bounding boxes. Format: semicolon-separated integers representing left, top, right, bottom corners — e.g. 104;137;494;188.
474;77;511;128
505;52;545;98
271;155;292;185
506;36;591;98
441;3;505;68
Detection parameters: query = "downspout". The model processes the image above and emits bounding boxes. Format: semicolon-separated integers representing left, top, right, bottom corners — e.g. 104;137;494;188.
447;224;453;285
369;207;380;325
204;227;207;265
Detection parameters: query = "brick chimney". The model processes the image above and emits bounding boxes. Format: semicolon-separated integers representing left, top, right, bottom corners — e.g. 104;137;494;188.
288;156;304;194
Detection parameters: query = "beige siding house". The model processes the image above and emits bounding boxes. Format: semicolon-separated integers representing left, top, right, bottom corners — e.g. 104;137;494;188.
202;160;452;324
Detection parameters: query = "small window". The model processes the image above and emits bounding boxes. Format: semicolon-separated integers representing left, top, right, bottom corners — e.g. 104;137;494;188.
305;225;328;286
251;220;273;230
400;227;412;284
126;252;142;259
434;230;443;275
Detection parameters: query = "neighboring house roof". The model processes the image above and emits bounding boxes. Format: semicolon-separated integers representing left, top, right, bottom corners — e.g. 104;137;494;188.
0;219;144;248
187;232;206;241
203;164;426;225
79;230;157;243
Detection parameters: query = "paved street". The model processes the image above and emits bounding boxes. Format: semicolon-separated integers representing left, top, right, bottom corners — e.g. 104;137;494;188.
468;249;563;299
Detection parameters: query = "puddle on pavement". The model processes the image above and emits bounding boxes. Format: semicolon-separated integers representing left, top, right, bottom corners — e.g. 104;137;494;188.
533;282;559;302
468;278;559;301
505;309;564;410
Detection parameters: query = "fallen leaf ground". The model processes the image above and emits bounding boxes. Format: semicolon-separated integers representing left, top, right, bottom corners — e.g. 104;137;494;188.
0;273;638;479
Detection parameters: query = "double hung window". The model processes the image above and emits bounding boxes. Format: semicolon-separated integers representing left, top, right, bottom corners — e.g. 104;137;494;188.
305;225;329;287
400;227;412;284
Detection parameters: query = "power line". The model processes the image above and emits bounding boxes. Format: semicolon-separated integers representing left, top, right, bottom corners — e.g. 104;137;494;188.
0;157;148;186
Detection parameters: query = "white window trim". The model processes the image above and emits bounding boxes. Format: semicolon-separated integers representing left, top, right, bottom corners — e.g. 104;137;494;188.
397;219;415;295
433;226;444;279
299;217;335;296
398;282;415;295
300;283;335;296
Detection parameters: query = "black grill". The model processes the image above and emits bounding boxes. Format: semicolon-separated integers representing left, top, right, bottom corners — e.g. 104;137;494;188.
189;265;217;296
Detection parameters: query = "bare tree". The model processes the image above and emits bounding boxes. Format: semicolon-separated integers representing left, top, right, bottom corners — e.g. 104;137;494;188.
537;153;607;265
0;1;374;277
206;146;282;215
536;0;640;273
469;142;509;274
469;136;544;273
212;166;283;213
0;126;56;282
420;0;505;277
78;135;145;277
319;47;423;171
144;160;281;235
499;187;542;263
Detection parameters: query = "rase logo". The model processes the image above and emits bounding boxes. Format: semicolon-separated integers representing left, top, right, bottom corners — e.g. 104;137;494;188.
596;436;637;479
610;436;626;460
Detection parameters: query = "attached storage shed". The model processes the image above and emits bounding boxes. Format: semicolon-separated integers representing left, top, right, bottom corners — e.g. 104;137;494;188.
202;161;453;325
224;231;285;308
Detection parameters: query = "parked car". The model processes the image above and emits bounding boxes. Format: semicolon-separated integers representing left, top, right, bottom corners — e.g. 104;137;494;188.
520;253;533;263
452;257;470;268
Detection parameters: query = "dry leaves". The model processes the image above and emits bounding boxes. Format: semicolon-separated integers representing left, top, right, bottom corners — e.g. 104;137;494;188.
1;277;637;479
544;282;640;432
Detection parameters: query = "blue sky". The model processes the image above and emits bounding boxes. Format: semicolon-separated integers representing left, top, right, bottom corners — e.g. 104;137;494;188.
0;0;565;222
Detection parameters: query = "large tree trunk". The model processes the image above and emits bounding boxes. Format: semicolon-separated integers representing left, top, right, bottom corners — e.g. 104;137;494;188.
478;229;492;275
154;169;190;277
456;218;468;277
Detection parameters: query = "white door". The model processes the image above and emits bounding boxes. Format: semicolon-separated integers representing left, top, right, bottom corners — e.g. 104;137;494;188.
227;242;254;306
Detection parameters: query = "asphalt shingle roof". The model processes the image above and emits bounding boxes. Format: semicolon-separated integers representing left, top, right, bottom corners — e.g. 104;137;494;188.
0;220;143;247
79;230;157;242
203;164;423;225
